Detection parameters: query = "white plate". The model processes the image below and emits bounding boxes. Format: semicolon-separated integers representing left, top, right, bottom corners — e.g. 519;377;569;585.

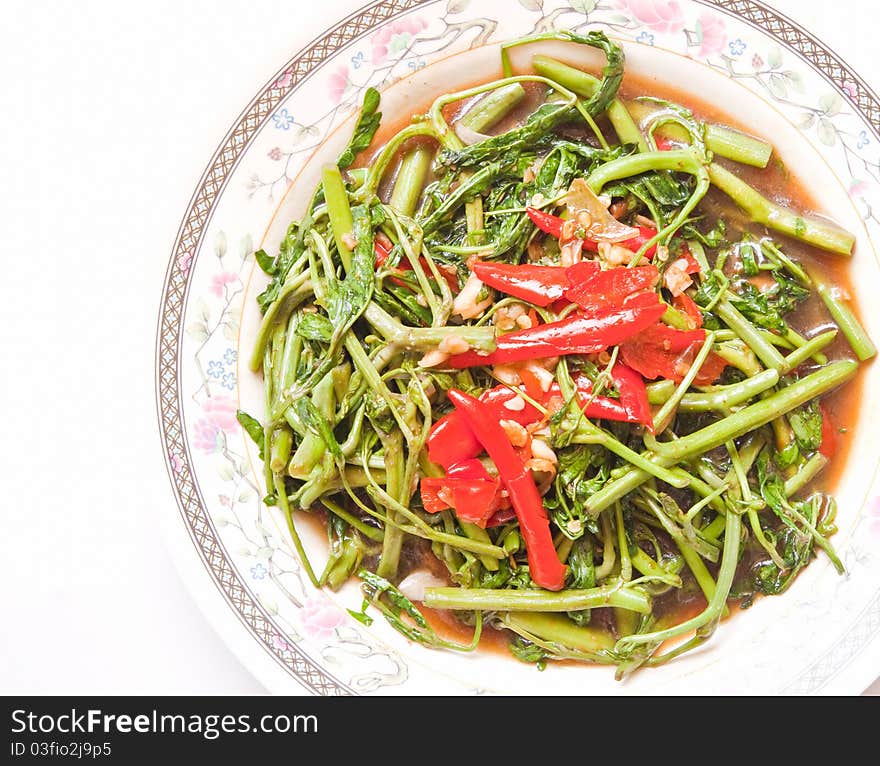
157;0;880;694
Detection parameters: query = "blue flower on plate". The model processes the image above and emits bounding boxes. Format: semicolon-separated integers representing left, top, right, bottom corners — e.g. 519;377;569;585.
857;130;870;149
272;108;296;130
407;59;426;71
251;563;268;580
221;372;236;391
207;360;224;379
636;31;654;46
729;39;746;56
351;51;365;69
224;348;237;366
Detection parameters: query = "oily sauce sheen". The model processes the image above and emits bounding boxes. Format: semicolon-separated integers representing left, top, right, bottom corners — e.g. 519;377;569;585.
349;61;868;655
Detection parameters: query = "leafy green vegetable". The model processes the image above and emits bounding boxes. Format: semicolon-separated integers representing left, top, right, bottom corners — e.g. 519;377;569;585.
337;87;381;169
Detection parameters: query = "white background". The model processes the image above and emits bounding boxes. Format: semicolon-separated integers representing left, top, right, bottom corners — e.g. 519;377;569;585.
1;0;878;695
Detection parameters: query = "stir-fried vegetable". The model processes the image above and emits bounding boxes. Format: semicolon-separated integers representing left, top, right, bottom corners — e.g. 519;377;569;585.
242;31;871;678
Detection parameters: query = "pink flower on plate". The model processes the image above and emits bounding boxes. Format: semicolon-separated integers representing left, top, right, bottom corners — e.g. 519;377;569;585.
267;146;282;161
274;71;293;90
192;418;221;453
849;178;869;198
696;13;726;57
169;452;184;474
617;0;684;35
209;271;238;298
203;394;239;431
328;65;351;103
371;17;427;64
842;80;857;99
271;632;293;652
177;248;193;277
300;595;347;641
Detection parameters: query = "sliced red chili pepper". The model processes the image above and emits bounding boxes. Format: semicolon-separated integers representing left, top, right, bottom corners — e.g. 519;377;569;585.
620;323;726;385
526;206;564;238
446;389;566;591
818;404;837;459
420;478;452;514
564;260;602;285
654;135;677;151
471;261;571;307
681;252;701;274
564;264;660;309
672;292;704;329
518;365;548;402
528;207;657;258
480;386;545;426
447;292;666;368
374;235;392;267
419;475;501;526
426;412;482;469
427;386;546;468
610;362;653;428
581;225;658;258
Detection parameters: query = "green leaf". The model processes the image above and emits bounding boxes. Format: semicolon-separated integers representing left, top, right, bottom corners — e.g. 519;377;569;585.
294;397;342;460
446;0;469;13
236;410;265;457
571;0;597;12
239;233;253;260
767;46;783;70
819;91;843;116
768;72;788;99
254;248;276;275
186;321;209;342
797;111;816;130
817;117;837;146
337;88;382;169
222;318;239;341
295;312;334;342
783;70;804;94
518;0;543;10
789;400;823;453
214;231;227;259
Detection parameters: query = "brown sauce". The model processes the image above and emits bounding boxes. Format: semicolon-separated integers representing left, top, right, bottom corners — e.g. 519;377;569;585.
341;53;871;660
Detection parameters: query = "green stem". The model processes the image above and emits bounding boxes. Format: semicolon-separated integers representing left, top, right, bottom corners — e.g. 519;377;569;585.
389;144;433;218
676;368;780;413
322;164;354;271
652;331;715;432
321;499;384;542
708;162;855;255
616;510;740;652
784;452;829;497
501;612;616;654
781;329;838;373
586;360;857;515
424;583;651;613
459;82;526;132
715;294;786;371
817;282;875;360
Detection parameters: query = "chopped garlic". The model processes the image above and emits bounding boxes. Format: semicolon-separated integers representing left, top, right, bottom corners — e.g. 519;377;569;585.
341;232;358;250
418;349;450;368
500;419;529;448
530;438;558;464
398;570;449;602
493;365;521;385
453;272;492;319
664;257;694;297
438;334;470;355
503;395;526;411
